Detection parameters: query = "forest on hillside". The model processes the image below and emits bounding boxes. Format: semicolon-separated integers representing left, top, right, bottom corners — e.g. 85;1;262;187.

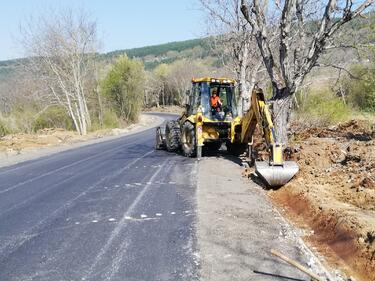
0;2;374;137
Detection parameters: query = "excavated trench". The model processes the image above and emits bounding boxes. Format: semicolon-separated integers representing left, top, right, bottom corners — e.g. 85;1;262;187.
266;120;375;281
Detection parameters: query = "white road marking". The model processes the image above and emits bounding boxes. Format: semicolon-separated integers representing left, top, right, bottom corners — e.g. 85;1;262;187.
83;159;168;281
108;218;116;222
0;132;145;176
92;220;98;223
0;150;155;255
140;214;147;218
0;140;142;195
171;212;176;215
155;213;162;217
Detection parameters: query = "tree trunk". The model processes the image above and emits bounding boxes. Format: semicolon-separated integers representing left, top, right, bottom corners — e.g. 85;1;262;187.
238;45;249;116
162;84;166;107
271;90;293;146
144;89;148;107
97;85;103;128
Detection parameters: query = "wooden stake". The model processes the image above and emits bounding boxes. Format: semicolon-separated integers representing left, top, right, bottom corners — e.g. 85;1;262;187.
271;249;325;281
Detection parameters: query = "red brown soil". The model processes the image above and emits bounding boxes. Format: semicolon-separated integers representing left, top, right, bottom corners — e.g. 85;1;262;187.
269;120;375;281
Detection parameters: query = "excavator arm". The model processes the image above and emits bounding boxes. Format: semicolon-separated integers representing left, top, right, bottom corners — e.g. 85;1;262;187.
239;87;298;187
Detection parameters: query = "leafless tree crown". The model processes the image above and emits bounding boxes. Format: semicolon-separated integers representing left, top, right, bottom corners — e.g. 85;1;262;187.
20;9;98;135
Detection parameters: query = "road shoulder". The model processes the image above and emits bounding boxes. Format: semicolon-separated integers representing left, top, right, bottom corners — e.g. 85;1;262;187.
197;155;336;281
0;113;164;169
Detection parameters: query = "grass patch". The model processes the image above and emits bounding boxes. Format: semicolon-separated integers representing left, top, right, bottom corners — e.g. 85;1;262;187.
32;106;74;132
0;119;10;137
295;87;351;126
102;111;120;129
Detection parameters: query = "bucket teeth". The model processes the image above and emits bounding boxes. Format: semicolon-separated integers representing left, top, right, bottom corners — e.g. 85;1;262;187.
255;161;299;187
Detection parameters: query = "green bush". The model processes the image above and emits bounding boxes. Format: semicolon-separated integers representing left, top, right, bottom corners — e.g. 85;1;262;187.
101;55;145;123
343;64;375;112
102;111;120;128
32;106;74;132
295;88;350;126
0;120;10;137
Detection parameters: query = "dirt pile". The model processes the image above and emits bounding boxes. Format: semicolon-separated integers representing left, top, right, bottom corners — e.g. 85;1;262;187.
269;119;375;280
0;129;84;154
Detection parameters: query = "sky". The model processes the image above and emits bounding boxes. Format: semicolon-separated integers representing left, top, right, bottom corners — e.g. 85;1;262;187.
0;0;204;61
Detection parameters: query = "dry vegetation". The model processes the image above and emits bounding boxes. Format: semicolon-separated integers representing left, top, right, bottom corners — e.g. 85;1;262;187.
0;114;159;158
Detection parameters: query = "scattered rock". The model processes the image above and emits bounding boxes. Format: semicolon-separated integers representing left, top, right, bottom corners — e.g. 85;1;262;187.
356;186;365;192
360;177;375;190
365;231;375;244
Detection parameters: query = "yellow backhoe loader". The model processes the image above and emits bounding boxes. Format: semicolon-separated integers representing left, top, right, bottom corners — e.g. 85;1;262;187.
155;77;298;187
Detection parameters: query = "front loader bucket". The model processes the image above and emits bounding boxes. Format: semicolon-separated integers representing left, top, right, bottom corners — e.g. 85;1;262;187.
255;161;299;187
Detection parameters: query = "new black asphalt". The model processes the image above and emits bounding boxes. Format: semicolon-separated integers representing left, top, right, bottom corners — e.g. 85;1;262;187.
0;113;198;281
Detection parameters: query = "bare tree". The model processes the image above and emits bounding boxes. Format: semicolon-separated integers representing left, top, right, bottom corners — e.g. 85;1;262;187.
20;9;98;135
240;0;374;144
200;0;264;114
144;72;161;108
167;59;209;106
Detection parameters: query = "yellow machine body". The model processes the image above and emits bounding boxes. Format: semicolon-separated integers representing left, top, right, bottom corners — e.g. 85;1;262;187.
231;87;299;187
157;77;298;187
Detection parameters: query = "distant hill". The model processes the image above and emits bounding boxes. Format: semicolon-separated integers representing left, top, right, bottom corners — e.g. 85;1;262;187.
1;11;374;80
104;38;206;59
0;58;27;82
0;38;211;81
101;38;212;69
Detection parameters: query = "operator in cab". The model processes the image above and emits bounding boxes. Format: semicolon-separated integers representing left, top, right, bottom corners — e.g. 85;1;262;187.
210;89;222;113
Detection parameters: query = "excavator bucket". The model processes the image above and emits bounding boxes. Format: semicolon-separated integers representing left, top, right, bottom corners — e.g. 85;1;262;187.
255;161;299;187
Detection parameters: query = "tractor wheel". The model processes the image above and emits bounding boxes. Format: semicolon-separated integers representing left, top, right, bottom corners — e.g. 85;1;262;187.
226;141;247;156
155;127;165;150
181;122;197;157
165;121;181;152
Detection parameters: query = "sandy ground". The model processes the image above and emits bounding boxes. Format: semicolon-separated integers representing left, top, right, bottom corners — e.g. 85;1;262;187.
143;105;185;114
0;114;163;169
266;120;375;281
197;154;340;281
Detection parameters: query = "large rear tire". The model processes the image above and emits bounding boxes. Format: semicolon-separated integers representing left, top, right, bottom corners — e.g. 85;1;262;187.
165;121;181;152
181;122;197;157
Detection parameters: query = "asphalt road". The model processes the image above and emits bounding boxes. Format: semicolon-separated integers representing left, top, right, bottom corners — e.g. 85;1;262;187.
0;113;198;281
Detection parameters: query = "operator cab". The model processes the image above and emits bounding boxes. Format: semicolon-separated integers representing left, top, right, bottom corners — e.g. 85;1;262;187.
187;77;238;121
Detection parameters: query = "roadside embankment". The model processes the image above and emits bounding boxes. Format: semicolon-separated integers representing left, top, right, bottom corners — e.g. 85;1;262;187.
0;113;163;168
270;120;375;281
143;105;184;114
